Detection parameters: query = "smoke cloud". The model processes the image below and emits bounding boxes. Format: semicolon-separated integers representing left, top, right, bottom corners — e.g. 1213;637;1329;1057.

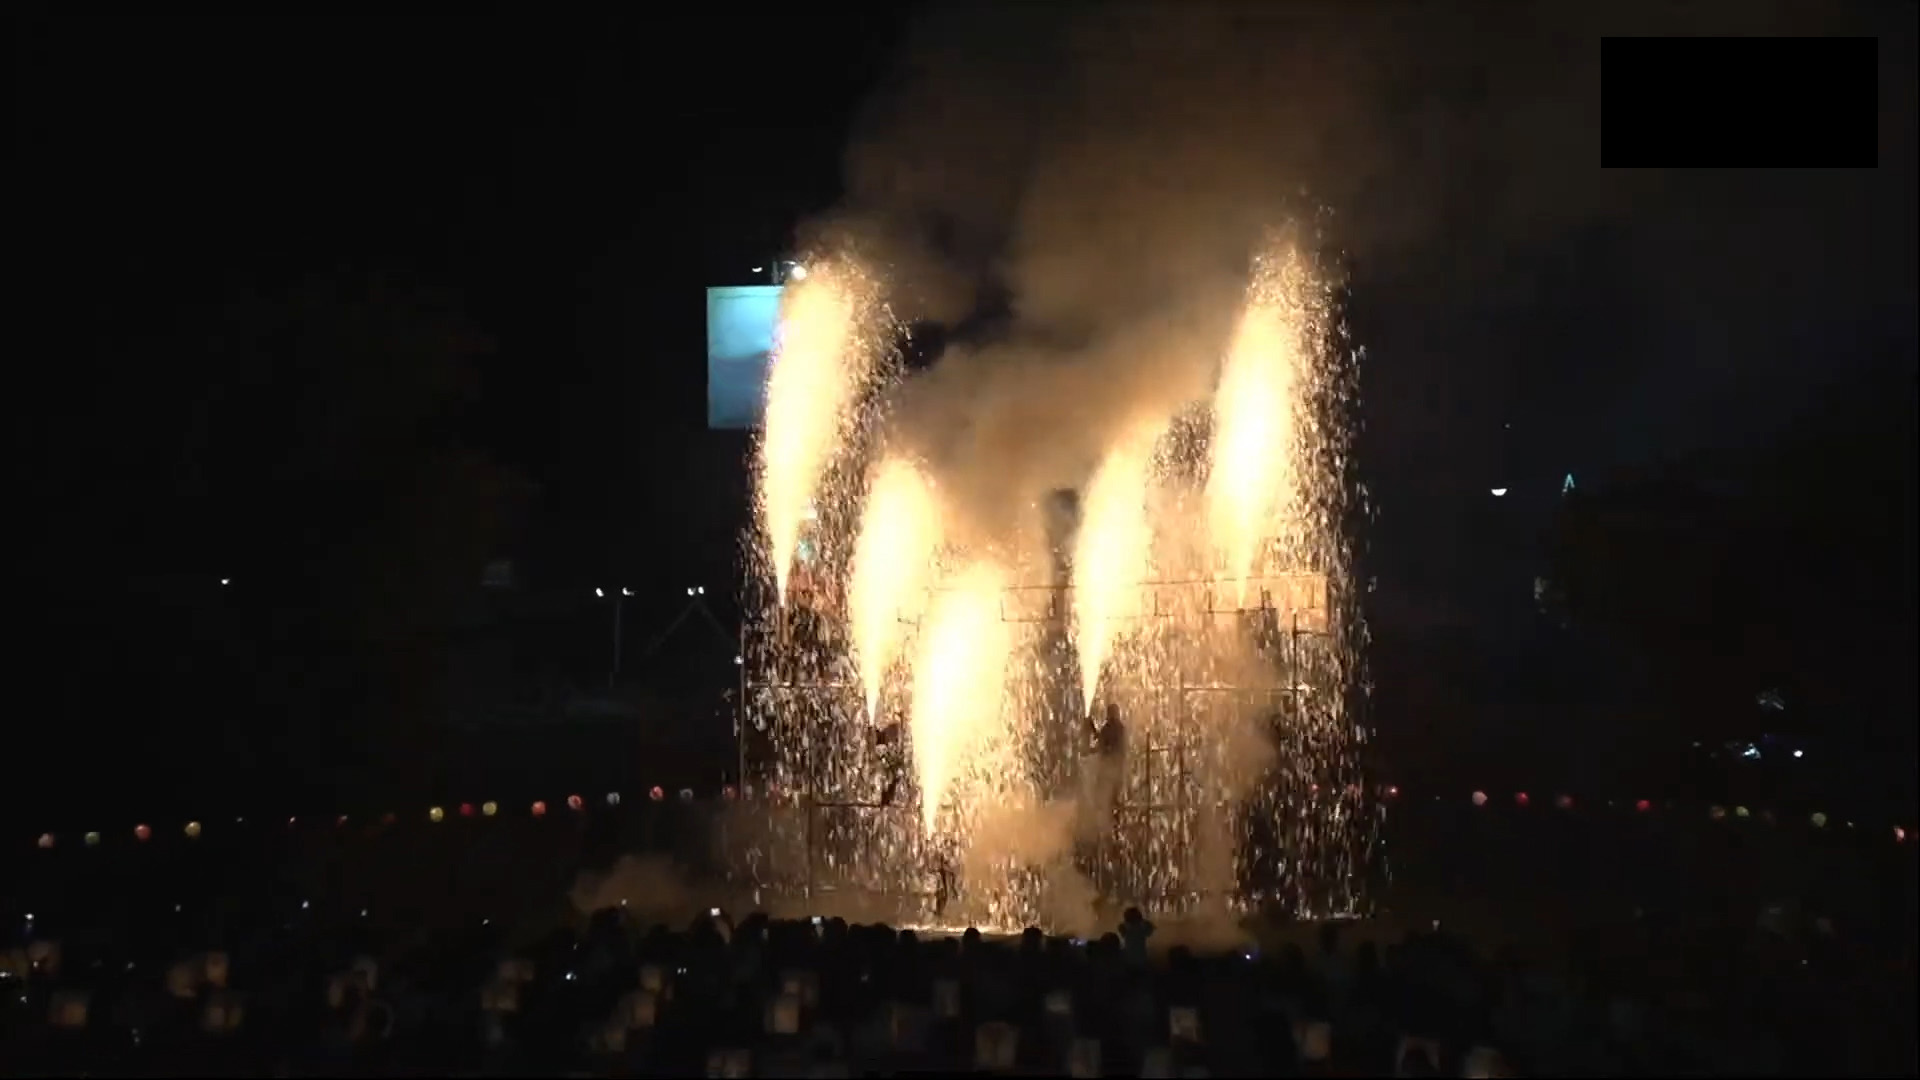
812;0;1907;534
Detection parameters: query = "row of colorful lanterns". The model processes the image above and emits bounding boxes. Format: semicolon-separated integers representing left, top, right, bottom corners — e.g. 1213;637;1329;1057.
32;785;734;850
29;784;1911;850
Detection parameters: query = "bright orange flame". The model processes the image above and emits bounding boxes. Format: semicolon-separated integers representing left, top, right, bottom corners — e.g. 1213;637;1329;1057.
1207;246;1310;600
849;457;944;719
759;263;869;603
1071;422;1161;712
908;562;1013;835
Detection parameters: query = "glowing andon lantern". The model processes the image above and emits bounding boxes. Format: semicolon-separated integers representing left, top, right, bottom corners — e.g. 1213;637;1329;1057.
1470;791;1488;807
567;794;584;812
84;831;101;847
481;801;498;817
1709;805;1727;821
1735;806;1751;818
1810;812;1828;828
459;803;475;818
135;824;153;842
605;792;621;807
429;807;445;823
1555;794;1574;810
184;821;203;839
1514;792;1530;808
678;788;694;802
649;786;665;802
1634;799;1651;813
37;833;55;849
1895;826;1907;843
531;801;547;817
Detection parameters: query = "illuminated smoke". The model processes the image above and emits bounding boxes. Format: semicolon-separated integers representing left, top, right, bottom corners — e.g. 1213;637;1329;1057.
908;561;1014;835
758;259;881;604
1206;244;1312;598
849;457;945;719
1070;421;1162;713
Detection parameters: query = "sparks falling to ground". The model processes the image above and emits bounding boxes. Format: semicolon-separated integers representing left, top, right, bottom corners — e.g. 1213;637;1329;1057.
908;562;1015;835
849;457;945;719
1070;422;1162;713
758;260;878;604
1206;245;1311;600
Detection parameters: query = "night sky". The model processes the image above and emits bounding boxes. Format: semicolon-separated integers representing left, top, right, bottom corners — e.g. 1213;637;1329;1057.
11;8;1915;811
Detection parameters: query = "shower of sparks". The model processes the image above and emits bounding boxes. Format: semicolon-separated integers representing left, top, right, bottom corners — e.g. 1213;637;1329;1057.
738;226;1370;927
1070;421;1162;714
849;457;945;720
1206;245;1311;601
758;259;879;605
908;562;1015;836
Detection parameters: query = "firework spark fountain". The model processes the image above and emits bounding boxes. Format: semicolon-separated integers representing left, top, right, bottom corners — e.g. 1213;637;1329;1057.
758;258;883;605
848;457;945;720
908;561;1016;835
1070;420;1163;714
1206;245;1314;600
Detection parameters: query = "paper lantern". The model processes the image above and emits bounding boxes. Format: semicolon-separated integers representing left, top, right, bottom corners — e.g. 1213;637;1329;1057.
649;786;665;802
620;989;658;1029
50;991;90;1029
1471;791;1488;807
1295;1019;1332;1063
974;1021;1019;1070
1735;806;1751;818
202;951;230;989
168;959;203;1000
1068;1037;1103;1078
201;990;246;1034
567;794;584;812
1514;792;1530;808
1895;826;1907;843
598;1020;629;1053
134;823;152;842
1044;989;1073;1018
605;792;621;807
531;800;547;817
1556;794;1574;810
707;1049;753;1079
1168;1004;1203;1044
765;991;801;1035
1811;812;1828;828
36;832;54;849
428;806;445;823
1709;806;1727;821
482;800;498;817
336;815;349;827
722;785;738;800
184;821;202;839
678;787;694;802
1635;799;1651;813
84;831;101;847
639;964;666;994
459;802;475;818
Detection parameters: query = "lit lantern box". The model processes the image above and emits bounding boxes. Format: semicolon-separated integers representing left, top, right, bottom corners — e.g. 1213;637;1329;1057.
1294;1019;1332;1063
201;950;230;989
1067;1036;1103;1077
27;939;61;976
974;1021;1019;1071
480;979;520;1014
617;989;658;1030
168;959;203;1001
49;991;91;1029
201;990;246;1035
779;968;819;1008
764;991;801;1036
931;977;961;1019
1168;1005;1203;1044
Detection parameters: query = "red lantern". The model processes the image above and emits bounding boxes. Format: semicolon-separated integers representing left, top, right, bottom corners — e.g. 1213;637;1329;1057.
1635;799;1651;813
649;786;665;802
722;785;738;801
1470;791;1488;807
134;824;152;842
1514;792;1530;808
567;794;584;812
337;815;349;827
531;800;548;817
459;802;476;818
